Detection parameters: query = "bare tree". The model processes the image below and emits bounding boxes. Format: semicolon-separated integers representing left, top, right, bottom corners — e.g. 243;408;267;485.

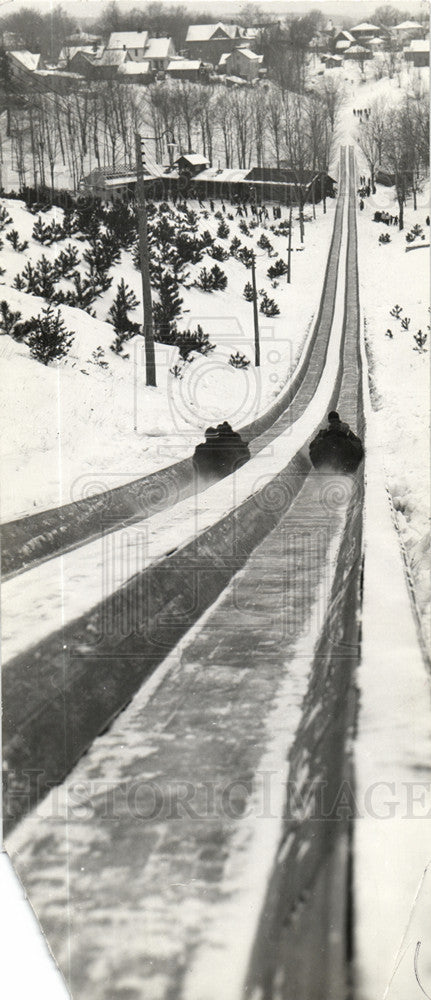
266;86;284;168
356;97;387;188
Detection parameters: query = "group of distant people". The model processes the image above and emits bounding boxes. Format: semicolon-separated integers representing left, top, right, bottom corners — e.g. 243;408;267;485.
374;210;399;226
358;177;377;211
353;107;372;121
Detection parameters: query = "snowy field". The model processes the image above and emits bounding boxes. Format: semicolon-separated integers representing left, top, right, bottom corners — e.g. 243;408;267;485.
0;193;336;523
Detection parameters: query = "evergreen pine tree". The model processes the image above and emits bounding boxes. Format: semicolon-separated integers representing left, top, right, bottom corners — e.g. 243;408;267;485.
153;271;183;344
243;282;254;302
0;301;22;336
27;307;74;365
229;350;250;369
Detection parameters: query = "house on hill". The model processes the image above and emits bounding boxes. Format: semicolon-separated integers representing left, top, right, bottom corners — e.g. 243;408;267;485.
334;29;355;52
117;60;152;84
350;22;381;42
185;22;257;65
166;58;208;82
219;46;264;82
58;44;103;68
87;49;131;81
176;153;210;176
144;37;176;73
7;50;42;82
403;39;429;67
391;20;425;43
324;54;343;68
107;31;149;61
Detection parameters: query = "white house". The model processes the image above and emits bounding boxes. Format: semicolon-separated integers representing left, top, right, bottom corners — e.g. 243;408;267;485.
185;22;257;64
107;31;149;60
391;20;425;42
350;22;381;41
7;50;42;81
219;46;264;82
144;37;176;72
403;39;430;67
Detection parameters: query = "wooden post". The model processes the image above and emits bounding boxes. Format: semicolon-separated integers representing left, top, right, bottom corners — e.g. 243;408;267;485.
312;179;316;220
135;132;156;387
251;252;260;367
287;203;293;284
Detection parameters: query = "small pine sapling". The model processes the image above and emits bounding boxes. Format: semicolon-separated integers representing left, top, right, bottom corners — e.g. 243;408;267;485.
176;325;215;361
267;258;288;280
413;329;427;352
260;292;280;317
390;305;402;319
27;306;74;365
243;281;254;302
208;243;229;262
257;233;274;255
0;301;22;336
91;347;109;369
209;264;227;290
379;233;391;244
194;266;214;291
238;219;250;236
237;247;254;269
217;219;230;240
230;236;241;256
229;350;250;369
6;229;29;252
0;205;12;231
54;244;80;278
401;316;410;330
386;329;393;338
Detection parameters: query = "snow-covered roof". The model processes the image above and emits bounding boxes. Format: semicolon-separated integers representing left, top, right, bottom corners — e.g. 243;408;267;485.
392;20;423;31
351;22;380;31
405;39;429;52
194;166;249;183
107;31;148;50
225;75;248;85
117;60;151;75
335;39;352;50
325;54;343;62
335;29;355;41
167;59;202;71
59;44;99;62
9;50;41;71
96;49;129;66
177;153;209;166
144;37;173;59
186;22;238;42
346;44;369;53
234;47;262;61
218;52;229;66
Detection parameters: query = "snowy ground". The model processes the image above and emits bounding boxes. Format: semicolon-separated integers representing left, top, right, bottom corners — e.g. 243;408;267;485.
356;187;430;648
354;323;431;1000
0;193;336;522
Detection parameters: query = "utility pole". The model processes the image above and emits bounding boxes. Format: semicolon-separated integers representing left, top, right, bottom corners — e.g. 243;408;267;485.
250;252;260;367
287;203;293;284
135;132;156;387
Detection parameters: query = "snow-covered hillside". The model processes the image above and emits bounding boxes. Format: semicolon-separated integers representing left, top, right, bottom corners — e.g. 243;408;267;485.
357;187;430;648
0;194;336;522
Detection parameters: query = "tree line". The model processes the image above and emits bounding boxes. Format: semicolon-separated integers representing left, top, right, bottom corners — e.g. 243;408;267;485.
0;74;344;196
